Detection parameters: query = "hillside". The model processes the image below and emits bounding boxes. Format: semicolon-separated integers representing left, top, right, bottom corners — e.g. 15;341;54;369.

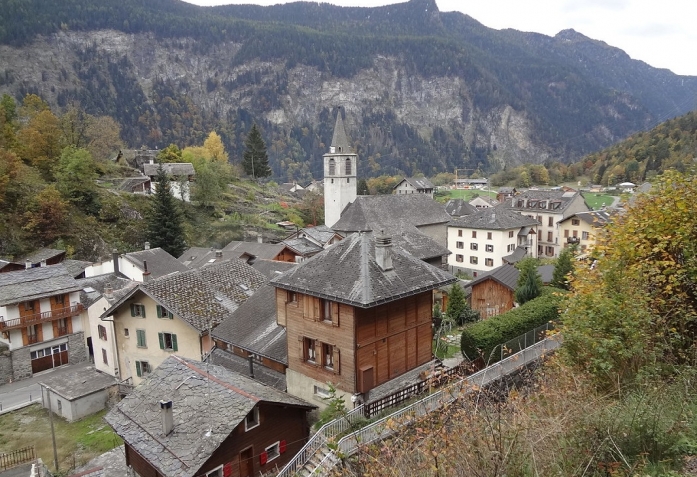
1;0;696;181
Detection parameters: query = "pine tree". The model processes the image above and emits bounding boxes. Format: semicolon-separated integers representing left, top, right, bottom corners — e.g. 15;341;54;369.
446;282;479;325
147;163;187;257
515;258;542;305
551;247;574;290
242;124;271;179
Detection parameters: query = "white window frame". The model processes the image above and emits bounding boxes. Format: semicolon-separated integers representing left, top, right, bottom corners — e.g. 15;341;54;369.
265;441;281;462
485;244;494;253
205;466;223;477
245;407;260;431
314;385;331;398
132;303;145;318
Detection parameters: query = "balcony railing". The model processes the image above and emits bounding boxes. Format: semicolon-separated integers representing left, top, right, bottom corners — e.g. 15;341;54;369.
0;304;84;331
567;236;580;243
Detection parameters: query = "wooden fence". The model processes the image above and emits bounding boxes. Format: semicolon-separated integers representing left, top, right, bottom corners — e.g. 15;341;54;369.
0;446;35;471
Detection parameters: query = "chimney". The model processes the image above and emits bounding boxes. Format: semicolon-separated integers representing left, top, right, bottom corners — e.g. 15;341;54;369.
149;158;154;165
104;284;114;300
159;400;174;436
143;260;151;282
215;250;223;259
112;249;120;276
25;260;31;270
257;236;263;244
40;260;47;267
248;355;255;379
375;231;393;271
144;242;150;250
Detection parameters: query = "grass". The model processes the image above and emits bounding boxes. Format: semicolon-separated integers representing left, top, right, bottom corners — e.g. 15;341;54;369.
582;192;615;210
0;404;122;475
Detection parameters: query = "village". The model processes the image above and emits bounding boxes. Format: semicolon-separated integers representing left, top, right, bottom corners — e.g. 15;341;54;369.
0;111;649;477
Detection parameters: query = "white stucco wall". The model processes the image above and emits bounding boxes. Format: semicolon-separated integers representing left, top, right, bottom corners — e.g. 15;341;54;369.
323;153;357;228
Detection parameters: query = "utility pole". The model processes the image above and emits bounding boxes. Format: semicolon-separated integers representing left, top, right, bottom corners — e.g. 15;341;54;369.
42;384;59;472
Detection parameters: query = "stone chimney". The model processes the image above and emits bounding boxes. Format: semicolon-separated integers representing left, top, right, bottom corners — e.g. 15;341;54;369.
144;242;150;250
40;260;47;267
159;400;174;436
112;249;120;276
104;284;114;300
375;231;393;272
25;260;31;270
143;260;151;282
215;250;223;259
257;236;263;244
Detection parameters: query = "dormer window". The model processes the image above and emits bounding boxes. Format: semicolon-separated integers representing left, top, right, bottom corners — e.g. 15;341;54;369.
328;158;336;175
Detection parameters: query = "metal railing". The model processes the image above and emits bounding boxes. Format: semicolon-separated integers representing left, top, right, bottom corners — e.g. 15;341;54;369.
0;304;84;331
0;446;35;471
275;404;366;477
499;321;556;362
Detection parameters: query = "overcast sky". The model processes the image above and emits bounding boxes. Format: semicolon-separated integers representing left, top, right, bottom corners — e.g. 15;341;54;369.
183;0;696;76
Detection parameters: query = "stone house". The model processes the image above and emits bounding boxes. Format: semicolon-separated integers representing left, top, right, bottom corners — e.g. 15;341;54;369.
143;162;196;202
393;177;435;198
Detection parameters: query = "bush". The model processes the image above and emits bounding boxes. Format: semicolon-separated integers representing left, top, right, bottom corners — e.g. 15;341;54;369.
460;289;563;362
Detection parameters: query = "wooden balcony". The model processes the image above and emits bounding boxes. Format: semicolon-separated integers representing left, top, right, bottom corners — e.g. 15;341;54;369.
0;304;84;331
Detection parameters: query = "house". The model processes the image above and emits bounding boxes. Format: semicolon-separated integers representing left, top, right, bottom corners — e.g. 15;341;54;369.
100;260;266;385
271;232;456;406
305;180;323;193
618;182;637;193
105;355;315;477
40;363;117;421
0;265;87;382
558;210;615;253
393;177;435;198
455;178;488;189
444;199;478;218
0;248;67;274
86;245;189;281
279;182;305;194
278;225;344;263
467;264;554;318
179;240;287;269
496;187;517;203
143;162;196;202
499;189;590;258
116;176;151;195
468;195;499;209
447;208;539;277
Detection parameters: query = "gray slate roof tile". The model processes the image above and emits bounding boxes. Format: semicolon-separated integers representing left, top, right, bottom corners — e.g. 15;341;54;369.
143;163;195;177
0;265;81;306
449;207;539;230
206;349;287;391
123;248;190;279
394;177;435;190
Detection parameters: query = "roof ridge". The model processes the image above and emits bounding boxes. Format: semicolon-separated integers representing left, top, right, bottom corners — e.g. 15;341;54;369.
173;356;260;403
360;233;372;304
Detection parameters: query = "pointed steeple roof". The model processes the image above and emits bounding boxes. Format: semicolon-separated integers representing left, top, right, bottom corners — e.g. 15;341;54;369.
330;110;351;152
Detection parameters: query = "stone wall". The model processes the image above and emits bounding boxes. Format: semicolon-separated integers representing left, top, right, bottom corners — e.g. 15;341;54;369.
11;346;32;381
0;348;13;384
68;332;88;364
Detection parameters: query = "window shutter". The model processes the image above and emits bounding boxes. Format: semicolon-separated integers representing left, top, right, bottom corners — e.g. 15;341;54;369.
314;340;321;367
130;304;136;317
333;347;341;374
37;324;43;342
279;440;287;454
223;463;232;477
171;334;178;352
21;327;28;346
52;320;59;337
313;298;320;321
141;305;146;318
259;451;268;466
298;336;305;361
156;305;162;318
332;302;339;326
66;317;73;334
136;361;142;377
158;332;165;350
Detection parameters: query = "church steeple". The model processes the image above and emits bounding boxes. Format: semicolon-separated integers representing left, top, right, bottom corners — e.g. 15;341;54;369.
323;108;358;228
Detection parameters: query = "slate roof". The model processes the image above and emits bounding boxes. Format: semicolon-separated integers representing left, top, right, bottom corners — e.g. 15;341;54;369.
117;176;150;192
77;274;138;309
394;177;435;191
250;259;297;280
498;187;516;194
143;163;195;177
0;265;81;306
449;207;539;230
330;112;351;152
292;224;340;246
17;248;66;264
101;259;266;332
212;283;287;364
499;189;580;213
502;246;529;264
567;210;615;227
206;349;286;391
222;241;286;261
105;355;313;477
40;363;117;400
468;264;554;291
444;199;478;217
271;232;456;308
123;248;190;279
390;228;451;261
332;194;451;233
177;247;241;269
282;237;323;256
63;259;92;278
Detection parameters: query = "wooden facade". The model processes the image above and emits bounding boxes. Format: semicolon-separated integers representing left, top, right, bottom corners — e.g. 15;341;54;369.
278;288;434;395
273;247;300;263
125;402;309;477
470;279;515;318
212;339;287;375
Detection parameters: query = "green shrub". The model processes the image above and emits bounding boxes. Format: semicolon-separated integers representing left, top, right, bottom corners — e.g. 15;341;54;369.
460;289;563;362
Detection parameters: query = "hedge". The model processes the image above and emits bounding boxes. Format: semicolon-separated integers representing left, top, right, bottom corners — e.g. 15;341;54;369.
460;289;564;363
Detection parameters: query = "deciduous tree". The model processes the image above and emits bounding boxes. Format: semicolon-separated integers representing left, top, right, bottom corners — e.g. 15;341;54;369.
203;131;228;163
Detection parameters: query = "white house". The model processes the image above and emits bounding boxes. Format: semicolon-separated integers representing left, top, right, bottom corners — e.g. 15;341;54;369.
393;177;435;198
142;162;196;202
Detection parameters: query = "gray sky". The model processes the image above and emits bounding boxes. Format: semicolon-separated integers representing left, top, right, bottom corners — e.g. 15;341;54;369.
183;0;697;76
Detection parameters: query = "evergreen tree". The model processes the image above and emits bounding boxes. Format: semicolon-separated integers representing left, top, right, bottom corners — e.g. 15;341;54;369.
147;164;187;257
551;247;575;290
446;282;479;325
242;124;271;179
357;178;369;195
515;258;542;305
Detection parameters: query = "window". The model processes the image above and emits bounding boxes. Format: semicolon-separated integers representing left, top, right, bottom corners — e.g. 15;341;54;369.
102;348;108;365
321;299;333;322
24;301;35;312
205;467;223;477
548;231;553;242
470;243;478;250
136;329;147;348
98;325;107;341
571;219;580;226
564;229;569;238
314;385;331;398
303;337;316;363
124;328;129;337
582;231;589;240
458;230;463;237
470;256;478;264
158;332;178;351
345;158;351;175
487;232;492;240
456;241;464;249
57;400;62;413
265;442;281;462
245;407;260;431
130;303;145;318
485;258;494;267
455;254;464;263
507;244;515;252
548;217;553;227
323;343;334;370
156;305;173;319
485;244;494;253
572;230;578;238
287;291;297;303
509;231;514;238
546;246;555;256
328;158;335;175
537;231;542;240
536;215;542;224
471;231;477;238
135;360;151;377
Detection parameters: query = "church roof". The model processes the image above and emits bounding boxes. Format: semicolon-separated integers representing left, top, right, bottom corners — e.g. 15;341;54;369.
330;111;351;152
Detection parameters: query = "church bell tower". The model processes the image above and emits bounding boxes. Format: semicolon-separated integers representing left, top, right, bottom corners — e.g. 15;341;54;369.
324;109;357;227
